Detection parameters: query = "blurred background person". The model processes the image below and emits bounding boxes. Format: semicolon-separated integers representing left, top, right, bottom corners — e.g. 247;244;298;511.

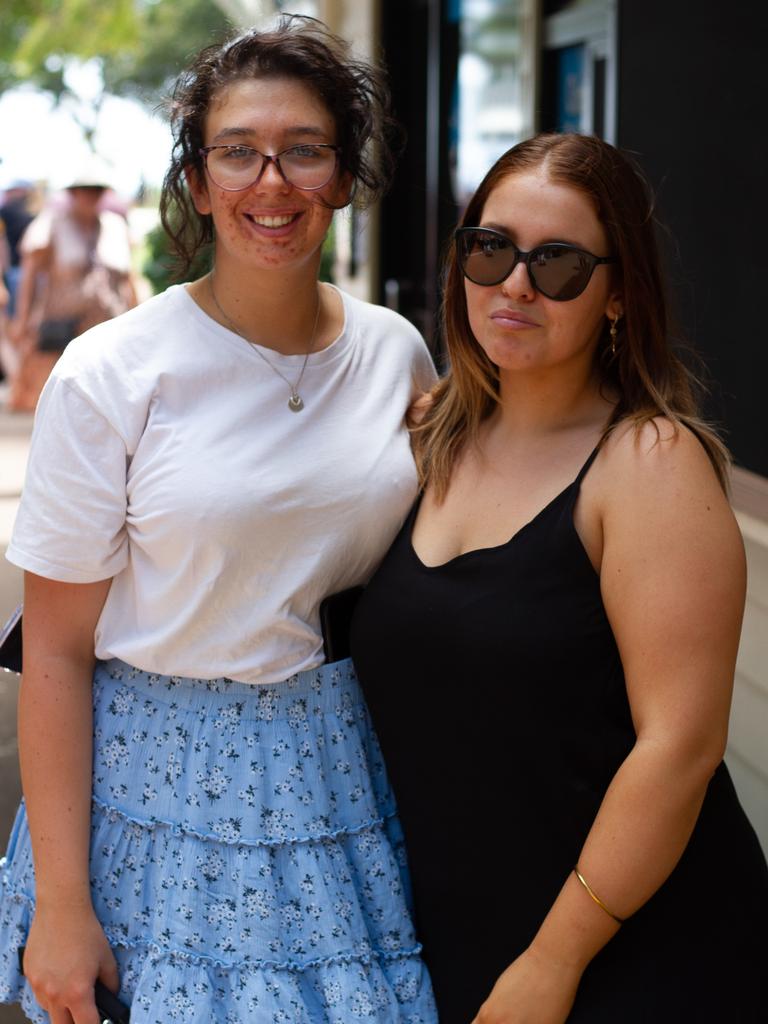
0;180;35;390
0;180;35;319
7;161;137;412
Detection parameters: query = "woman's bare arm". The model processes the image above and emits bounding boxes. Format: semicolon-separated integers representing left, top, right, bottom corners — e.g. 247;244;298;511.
473;422;746;1024
19;571;119;1024
8;248;47;345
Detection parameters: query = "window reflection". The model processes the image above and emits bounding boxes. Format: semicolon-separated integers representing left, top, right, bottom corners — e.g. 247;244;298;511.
454;0;534;206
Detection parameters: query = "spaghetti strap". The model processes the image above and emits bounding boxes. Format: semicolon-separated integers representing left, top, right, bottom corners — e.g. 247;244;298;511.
573;443;601;487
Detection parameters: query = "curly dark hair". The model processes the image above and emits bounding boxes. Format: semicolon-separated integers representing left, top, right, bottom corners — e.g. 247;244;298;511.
159;14;403;276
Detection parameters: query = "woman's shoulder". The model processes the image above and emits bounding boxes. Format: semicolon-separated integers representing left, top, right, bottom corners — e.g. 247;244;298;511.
337;289;436;388
51;286;194;402
35;286;204;448
62;285;189;363
19;207;55;253
602;415;718;471
596;415;731;515
339;288;427;346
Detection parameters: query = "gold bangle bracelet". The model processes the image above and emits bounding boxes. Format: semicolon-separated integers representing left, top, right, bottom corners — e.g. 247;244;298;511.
573;866;625;924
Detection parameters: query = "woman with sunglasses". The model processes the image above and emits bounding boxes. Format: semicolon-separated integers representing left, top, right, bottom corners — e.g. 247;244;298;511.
351;132;768;1022
0;16;438;1024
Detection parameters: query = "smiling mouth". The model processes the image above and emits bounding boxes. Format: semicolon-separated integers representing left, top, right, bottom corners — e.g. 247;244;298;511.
245;213;300;228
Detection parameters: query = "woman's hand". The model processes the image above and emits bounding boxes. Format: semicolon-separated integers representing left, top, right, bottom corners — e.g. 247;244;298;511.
24;901;119;1024
470;947;581;1024
406;389;434;428
7;316;27;347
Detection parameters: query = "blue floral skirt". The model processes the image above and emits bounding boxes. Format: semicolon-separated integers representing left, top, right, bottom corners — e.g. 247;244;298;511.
0;658;437;1023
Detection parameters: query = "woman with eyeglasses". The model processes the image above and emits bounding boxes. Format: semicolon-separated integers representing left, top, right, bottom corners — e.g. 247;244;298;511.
0;16;438;1024
351;132;768;1022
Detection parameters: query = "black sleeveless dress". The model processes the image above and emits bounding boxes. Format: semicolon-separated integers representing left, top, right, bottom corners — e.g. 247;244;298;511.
350;449;768;1023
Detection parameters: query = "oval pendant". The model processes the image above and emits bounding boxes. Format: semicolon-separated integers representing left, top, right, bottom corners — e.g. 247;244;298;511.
288;393;304;412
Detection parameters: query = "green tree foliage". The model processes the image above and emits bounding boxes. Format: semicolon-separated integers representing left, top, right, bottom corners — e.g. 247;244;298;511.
142;219;213;294
0;0;233;105
104;1;235;107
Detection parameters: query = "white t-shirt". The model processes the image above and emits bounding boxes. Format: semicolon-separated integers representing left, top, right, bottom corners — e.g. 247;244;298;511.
22;207;133;273
7;284;436;684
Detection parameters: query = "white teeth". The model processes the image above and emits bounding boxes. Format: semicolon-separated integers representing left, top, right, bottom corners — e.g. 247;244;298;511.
250;214;294;227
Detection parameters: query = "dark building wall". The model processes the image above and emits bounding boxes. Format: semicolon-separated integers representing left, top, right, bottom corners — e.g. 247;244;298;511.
378;0;459;357
617;3;768;476
378;0;431;337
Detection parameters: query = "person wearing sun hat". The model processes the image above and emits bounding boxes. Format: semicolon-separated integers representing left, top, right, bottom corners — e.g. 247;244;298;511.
64;155;113;192
6;155;137;411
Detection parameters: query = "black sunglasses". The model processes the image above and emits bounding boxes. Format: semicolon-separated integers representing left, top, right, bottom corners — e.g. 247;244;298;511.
455;226;615;301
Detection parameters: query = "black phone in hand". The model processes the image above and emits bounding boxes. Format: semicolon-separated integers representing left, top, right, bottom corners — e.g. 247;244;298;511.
319;585;364;663
18;946;130;1023
0;604;22;674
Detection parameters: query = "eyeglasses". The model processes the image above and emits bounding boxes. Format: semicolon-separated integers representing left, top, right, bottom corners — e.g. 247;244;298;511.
200;143;340;192
455;226;615;301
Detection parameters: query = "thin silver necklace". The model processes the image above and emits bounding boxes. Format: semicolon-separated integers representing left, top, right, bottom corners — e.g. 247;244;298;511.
208;274;321;412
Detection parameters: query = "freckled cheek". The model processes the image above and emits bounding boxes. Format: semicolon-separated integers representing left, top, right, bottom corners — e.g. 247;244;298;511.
260;241;306;267
208;198;243;233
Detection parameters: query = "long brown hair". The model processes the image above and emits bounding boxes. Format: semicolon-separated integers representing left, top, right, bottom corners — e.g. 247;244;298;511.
414;132;729;498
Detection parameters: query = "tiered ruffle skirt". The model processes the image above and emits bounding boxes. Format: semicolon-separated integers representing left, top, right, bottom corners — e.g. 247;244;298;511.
0;658;436;1022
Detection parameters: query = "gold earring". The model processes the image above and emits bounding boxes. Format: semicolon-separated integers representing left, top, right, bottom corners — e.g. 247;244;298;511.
610;315;621;356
